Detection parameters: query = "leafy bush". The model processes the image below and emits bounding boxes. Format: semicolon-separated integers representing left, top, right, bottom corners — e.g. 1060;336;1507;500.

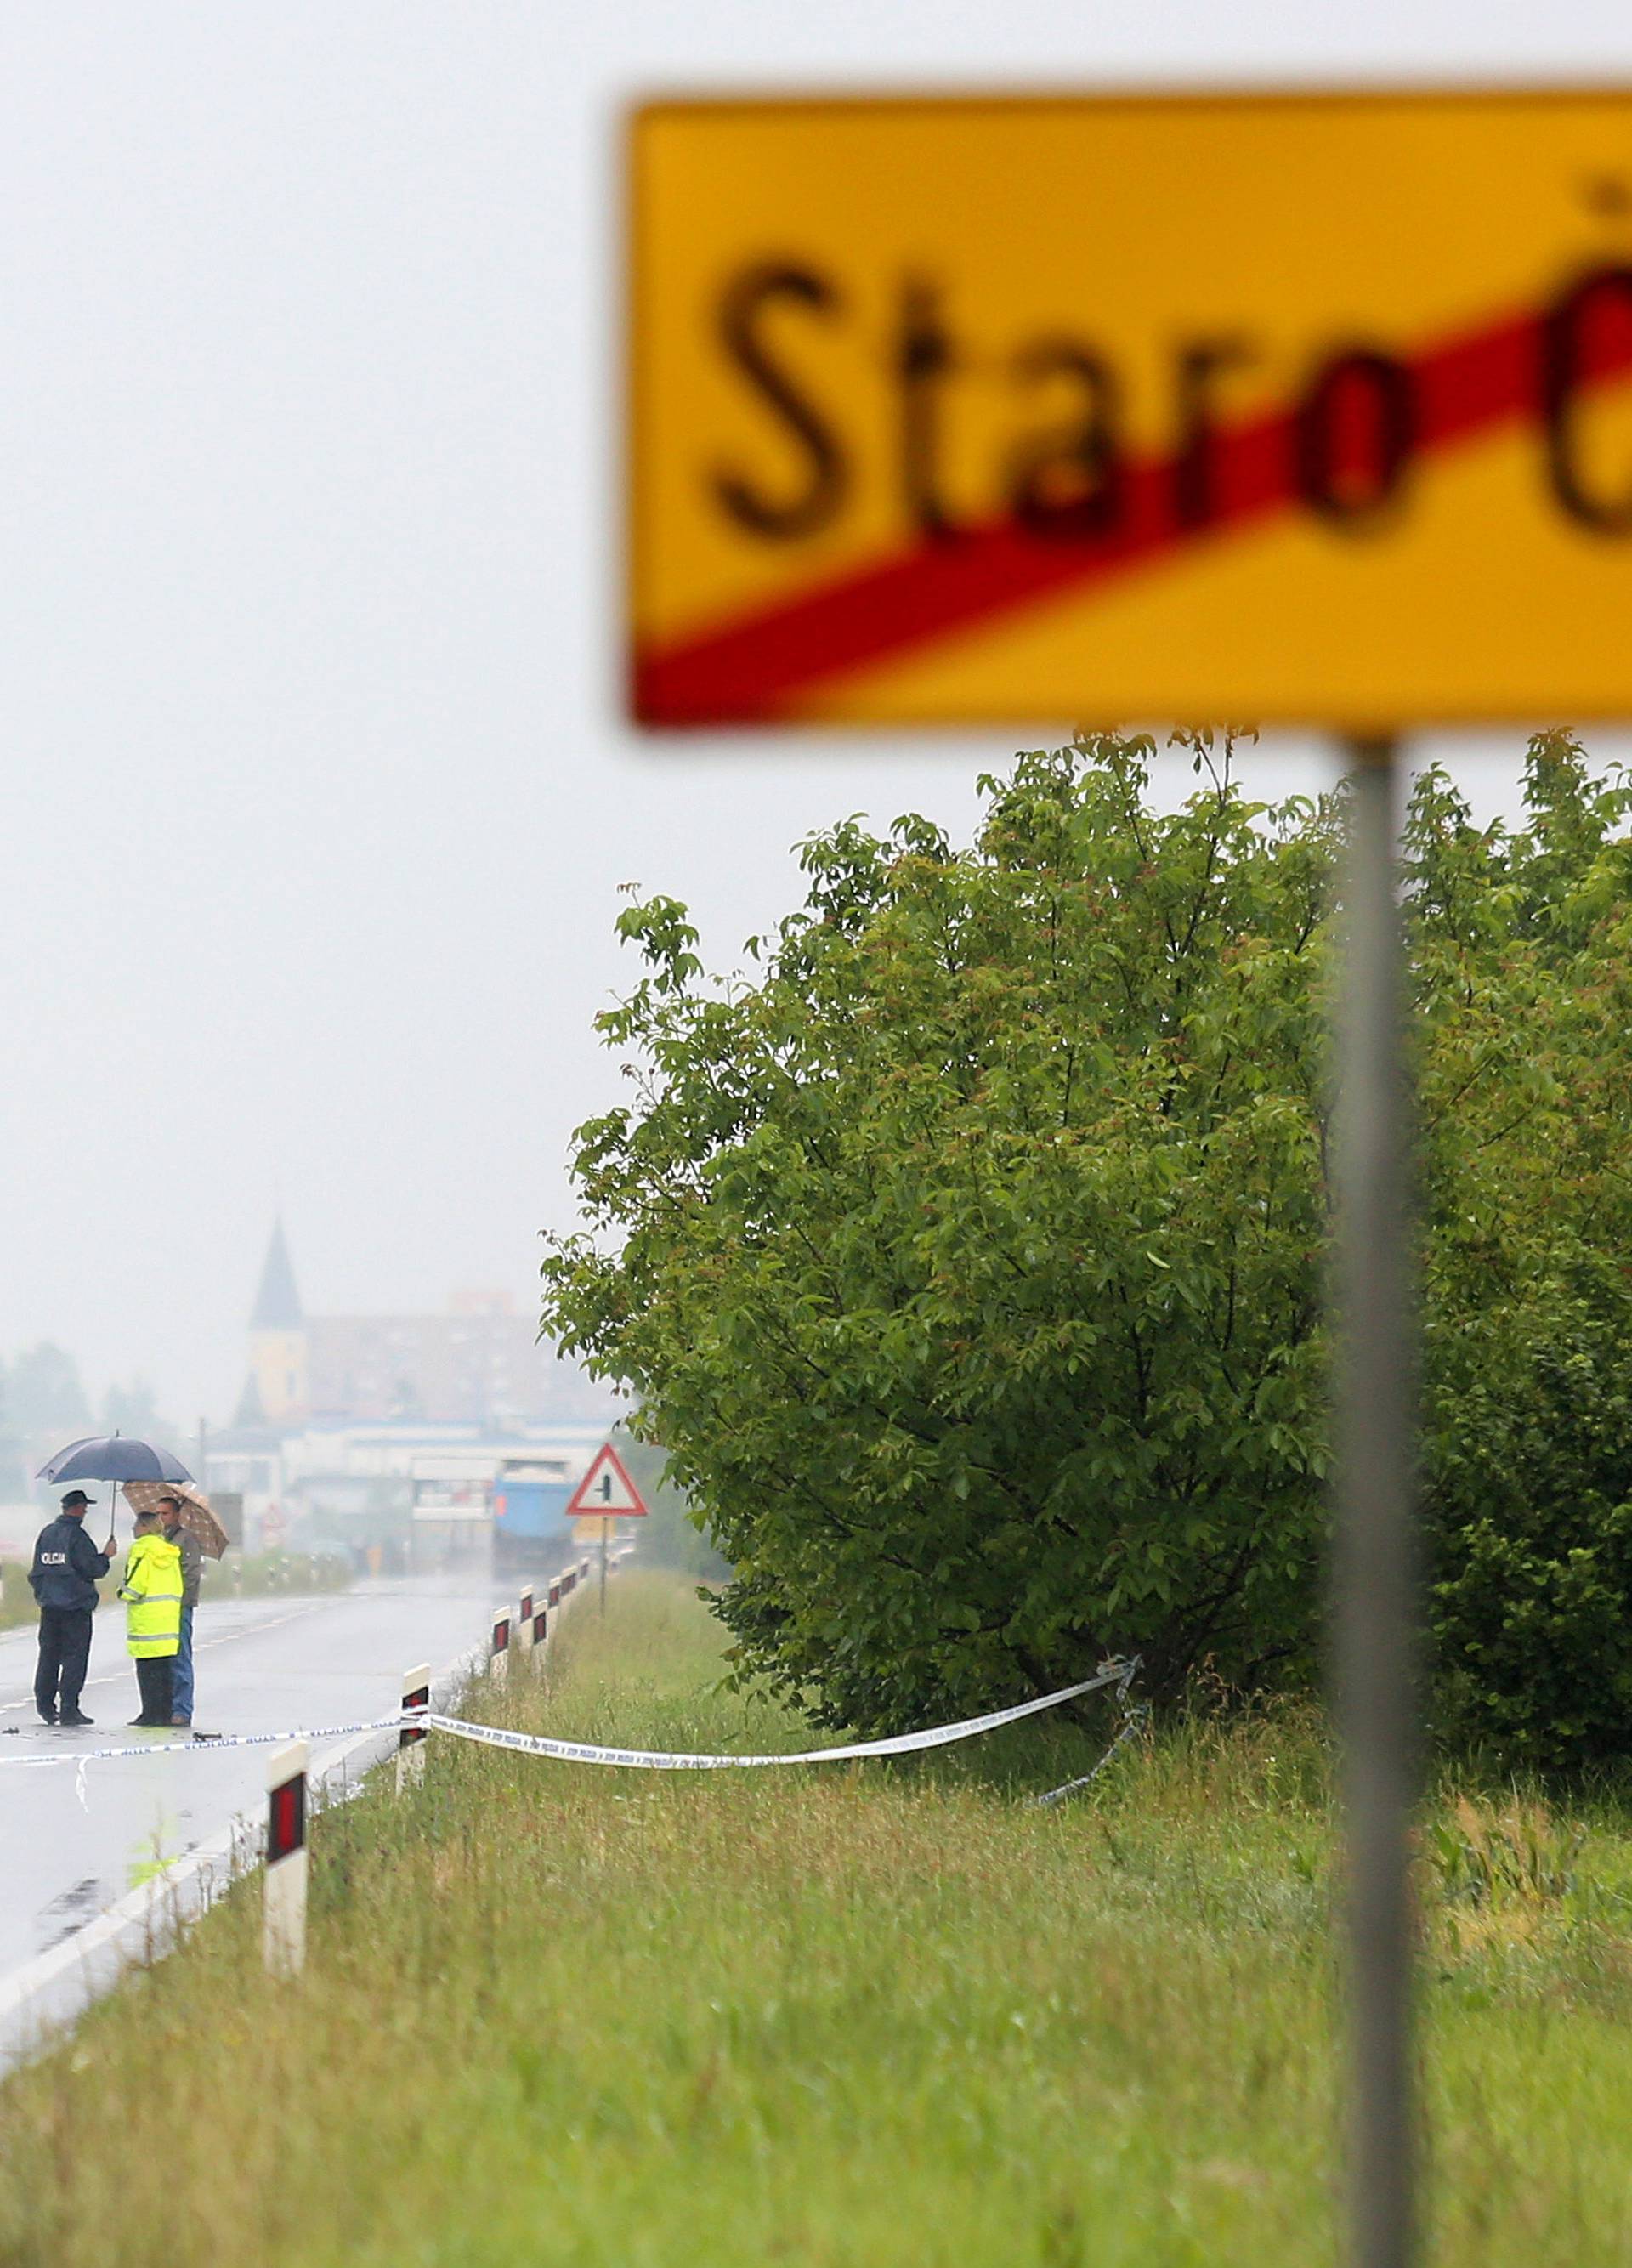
610;1430;732;1581
544;732;1632;1766
1411;740;1632;1766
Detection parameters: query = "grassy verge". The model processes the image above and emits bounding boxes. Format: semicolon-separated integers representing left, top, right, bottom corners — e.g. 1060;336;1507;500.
199;1550;352;1598
0;1548;349;1632
0;1561;31;1633
3;1574;1632;2267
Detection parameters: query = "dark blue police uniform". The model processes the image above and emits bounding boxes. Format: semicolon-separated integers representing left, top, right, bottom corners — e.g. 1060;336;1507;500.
30;1504;112;1725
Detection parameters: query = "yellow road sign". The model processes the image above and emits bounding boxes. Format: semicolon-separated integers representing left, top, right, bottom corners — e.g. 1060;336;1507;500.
629;88;1632;727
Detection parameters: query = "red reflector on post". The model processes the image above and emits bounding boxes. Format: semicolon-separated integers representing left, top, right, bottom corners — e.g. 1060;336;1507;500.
269;1774;306;1864
400;1683;430;1747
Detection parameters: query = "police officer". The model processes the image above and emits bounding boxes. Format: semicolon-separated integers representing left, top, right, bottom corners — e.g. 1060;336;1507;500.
29;1488;116;1727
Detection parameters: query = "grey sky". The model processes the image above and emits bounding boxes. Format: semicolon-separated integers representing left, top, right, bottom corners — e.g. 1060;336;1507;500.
3;1;1631;1425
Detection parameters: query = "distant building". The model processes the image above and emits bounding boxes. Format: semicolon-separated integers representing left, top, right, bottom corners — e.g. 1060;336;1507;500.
235;1218;611;1432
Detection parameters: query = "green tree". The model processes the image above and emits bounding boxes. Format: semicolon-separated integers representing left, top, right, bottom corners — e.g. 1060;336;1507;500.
543;732;1632;1766
1408;736;1632;1766
545;735;1337;1730
0;1360;23;1499
610;1427;731;1581
100;1379;164;1437
7;1342;91;1442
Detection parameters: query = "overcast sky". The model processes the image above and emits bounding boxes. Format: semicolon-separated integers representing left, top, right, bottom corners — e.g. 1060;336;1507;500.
3;1;1632;1427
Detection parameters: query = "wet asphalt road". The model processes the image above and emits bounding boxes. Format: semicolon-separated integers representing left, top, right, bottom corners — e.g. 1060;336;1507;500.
0;1577;500;1979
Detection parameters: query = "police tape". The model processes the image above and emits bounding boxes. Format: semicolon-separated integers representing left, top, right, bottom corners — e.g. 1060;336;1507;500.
414;1660;1135;1768
0;1713;408;1769
0;1662;1136;1773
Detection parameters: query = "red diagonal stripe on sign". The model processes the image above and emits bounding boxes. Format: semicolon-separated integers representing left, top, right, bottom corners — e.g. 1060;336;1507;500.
633;296;1631;724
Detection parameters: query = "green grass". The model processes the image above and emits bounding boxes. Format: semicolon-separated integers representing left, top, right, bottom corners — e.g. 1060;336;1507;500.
0;1562;32;1633
4;1574;1632;2266
0;1547;348;1636
0;1561;122;1634
198;1550;352;1597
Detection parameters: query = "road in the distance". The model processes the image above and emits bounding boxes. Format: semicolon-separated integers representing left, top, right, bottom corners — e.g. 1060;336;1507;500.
0;1575;503;1980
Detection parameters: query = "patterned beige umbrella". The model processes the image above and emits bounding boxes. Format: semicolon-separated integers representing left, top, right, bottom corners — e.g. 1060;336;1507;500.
122;1480;231;1559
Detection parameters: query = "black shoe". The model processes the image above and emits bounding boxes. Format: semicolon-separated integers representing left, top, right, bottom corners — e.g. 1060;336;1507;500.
60;1712;94;1727
37;1713;58;1727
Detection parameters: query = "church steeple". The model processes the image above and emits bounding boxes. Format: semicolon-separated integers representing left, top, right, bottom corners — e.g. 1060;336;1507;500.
251;1215;303;1331
248;1215;308;1426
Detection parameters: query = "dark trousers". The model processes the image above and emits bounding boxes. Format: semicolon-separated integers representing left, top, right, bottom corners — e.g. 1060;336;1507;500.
133;1656;174;1726
35;1607;93;1721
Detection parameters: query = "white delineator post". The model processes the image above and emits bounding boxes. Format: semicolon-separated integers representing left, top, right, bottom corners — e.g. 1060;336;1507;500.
531;1592;548;1665
490;1607;511;1685
264;1740;309;1979
397;1662;430;1795
518;1586;535;1657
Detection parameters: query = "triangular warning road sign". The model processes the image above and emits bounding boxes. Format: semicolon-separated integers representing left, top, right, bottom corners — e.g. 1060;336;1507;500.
565;1443;649;1518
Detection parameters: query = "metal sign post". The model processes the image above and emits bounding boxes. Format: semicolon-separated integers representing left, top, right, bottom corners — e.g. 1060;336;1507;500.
1334;739;1419;2268
600;1518;609;1617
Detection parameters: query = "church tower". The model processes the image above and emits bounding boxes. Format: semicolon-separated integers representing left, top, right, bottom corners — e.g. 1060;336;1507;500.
247;1215;308;1426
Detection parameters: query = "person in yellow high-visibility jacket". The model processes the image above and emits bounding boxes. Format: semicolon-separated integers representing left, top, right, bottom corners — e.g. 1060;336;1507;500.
119;1508;184;1727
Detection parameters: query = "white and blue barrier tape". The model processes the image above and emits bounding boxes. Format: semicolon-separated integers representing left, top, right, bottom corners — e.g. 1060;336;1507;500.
0;1658;1141;1779
415;1659;1136;1771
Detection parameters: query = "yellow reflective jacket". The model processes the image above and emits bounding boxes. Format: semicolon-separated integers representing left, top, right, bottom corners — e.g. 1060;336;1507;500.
120;1533;183;1658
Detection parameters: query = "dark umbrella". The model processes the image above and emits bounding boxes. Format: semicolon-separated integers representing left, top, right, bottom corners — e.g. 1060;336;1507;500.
37;1434;195;1486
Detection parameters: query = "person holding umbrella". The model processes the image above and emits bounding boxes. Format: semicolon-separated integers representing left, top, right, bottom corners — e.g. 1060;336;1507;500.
123;1482;229;1725
28;1488;116;1727
118;1506;184;1727
156;1493;202;1727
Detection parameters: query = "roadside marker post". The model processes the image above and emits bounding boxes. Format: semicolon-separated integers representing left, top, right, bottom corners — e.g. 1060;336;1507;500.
264;1741;309;1979
531;1594;549;1660
490;1610;511;1686
518;1587;535;1656
397;1664;431;1796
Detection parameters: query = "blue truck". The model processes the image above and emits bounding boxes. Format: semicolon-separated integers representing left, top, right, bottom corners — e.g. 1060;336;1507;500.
490;1455;581;1573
